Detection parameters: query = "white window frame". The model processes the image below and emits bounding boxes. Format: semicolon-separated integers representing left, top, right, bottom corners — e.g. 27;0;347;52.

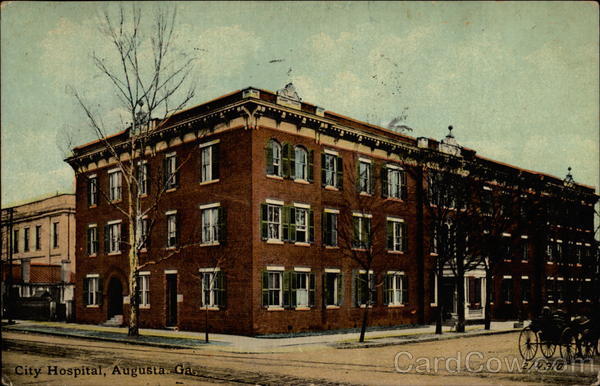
294;146;307;180
324;270;341;307
352;213;372;249
324;152;337;187
323;209;339;247
108;170;122;201
86;275;100;306
358;160;372;194
88;175;98;206
52;221;59;249
294;205;309;243
137;161;148;196
201;145;213;182
387;271;408;306
388;218;405;252
267;270;283;308
201;206;219;244
267;204;282;241
107;221;121;254
271;140;282;176
166;212;177;248
139;272;150;308
387;165;403;199
200;269;220;308
165;153;177;189
88;224;98;256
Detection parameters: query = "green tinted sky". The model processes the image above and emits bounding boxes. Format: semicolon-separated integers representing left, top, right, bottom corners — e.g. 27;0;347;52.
1;1;598;205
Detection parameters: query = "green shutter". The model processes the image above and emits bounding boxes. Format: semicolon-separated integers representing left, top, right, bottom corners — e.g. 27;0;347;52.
83;278;89;305
104;225;110;253
282;143;290;178
401;170;407;200
261;271;269;307
260;204;268;240
218;272;226;308
309;209;314;243
383;274;390;305
321;153;326;186
369;164;375;194
403;276;409;304
309;273;316;307
336;156;343;190
337;273;344;306
352;270;359;306
289;145;296;180
86;229;91;255
323;212;330;246
353;217;360;248
356;160;361;192
212;143;220;180
163;157;169;187
381;166;388;198
120;222;128;252
401;222;408;252
387;221;394;250
283;271;292;308
370;274;376;305
266;140;274;175
307;150;314;182
282;206;290;242
97;278;103;305
218;207;226;244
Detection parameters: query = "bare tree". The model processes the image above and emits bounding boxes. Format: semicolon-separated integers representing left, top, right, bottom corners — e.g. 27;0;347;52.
68;5;196;337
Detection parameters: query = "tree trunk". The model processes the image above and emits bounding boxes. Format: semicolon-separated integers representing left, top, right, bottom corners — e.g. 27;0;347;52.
484;268;492;330
456;251;466;333
359;304;369;343
435;271;443;335
128;267;139;337
205;308;209;343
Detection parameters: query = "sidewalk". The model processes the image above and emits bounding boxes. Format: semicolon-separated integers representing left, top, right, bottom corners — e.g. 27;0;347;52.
2;319;521;353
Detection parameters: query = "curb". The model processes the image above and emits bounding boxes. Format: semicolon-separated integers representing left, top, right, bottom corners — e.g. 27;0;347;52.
4;326;206;350
334;328;519;349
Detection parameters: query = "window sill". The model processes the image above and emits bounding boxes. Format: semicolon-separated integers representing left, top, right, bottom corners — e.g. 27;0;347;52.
200;306;220;311
86;305;99;308
324;246;339;249
88;254;97;258
266;174;284;181
324;185;339;191
352;248;367;252
387;250;405;255
503;259;512;263
522;301;529;304
293;179;310;185
139;194;148;199
200;242;220;247
266;239;284;245
89;205;97;209
294;306;311;311
294;242;310;247
266;306;284;311
430;252;438;256
165;187;177;193
359;192;373;197
387;304;406;308
385;197;405;203
140;305;151;310
107;251;122;256
110;199;122;204
430;303;438;307
166;246;177;250
547;262;554;265
547;300;555;304
521;260;529;263
504;301;512;304
199;179;220;186
359;304;373;309
139;248;147;253
326;305;340;310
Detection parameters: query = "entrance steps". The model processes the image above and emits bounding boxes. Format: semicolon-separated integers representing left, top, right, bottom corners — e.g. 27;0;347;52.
102;314;123;327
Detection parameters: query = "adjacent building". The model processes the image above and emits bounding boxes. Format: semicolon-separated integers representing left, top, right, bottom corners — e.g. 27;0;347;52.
1;193;76;319
65;85;598;335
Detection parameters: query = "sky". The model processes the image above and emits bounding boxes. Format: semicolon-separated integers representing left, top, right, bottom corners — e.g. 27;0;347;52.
1;1;598;206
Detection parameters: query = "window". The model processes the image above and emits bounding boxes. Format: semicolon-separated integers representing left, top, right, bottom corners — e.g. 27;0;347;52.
323;211;338;247
200;142;220;182
521;277;531;303
467;277;482;309
52;222;59;248
23;228;30;252
546;278;556;302
139;217;149;250
137;273;150;308
387;219;407;252
84;276;101;306
105;222;121;254
322;152;342;189
108;170;122;201
137;162;148;196
164;153;177;189
200;270;226;308
291;271;315;308
167;212;178;248
294;207;308;243
357;160;373;194
87;225;98;255
501;277;512;303
261;203;282;241
13;229;19;253
266;140;281;176
35;225;41;250
325;271;343;306
352;214;371;249
201;206;225;244
88;176;98;206
501;236;511;261
384;272;409;306
429;272;438;305
382;165;407;199
354;271;375;306
294;146;308;180
521;237;529;261
262;271;282;307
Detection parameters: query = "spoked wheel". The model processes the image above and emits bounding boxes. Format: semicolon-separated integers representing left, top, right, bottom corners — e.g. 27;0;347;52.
519;327;538;361
540;340;557;358
560;328;578;363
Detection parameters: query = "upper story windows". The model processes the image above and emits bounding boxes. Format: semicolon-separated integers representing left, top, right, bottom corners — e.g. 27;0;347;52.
322;150;343;189
200;140;220;183
387;218;408;253
108;169;122;202
13;229;19;253
87;175;98;206
87;224;98;256
382;164;407;200
137;162;149;196
163;152;178;190
200;203;225;245
104;220;122;254
52;222;59;248
266;139;282;177
294;146;308;180
352;213;372;249
266;140;314;182
166;211;178;248
357;159;373;194
261;202;282;241
260;201;314;244
35;225;41;250
322;209;339;247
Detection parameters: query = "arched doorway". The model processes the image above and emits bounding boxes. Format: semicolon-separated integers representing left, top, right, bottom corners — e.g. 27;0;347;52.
107;277;123;319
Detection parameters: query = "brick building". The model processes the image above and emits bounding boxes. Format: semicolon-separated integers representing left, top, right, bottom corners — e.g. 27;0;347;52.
65;85;598;335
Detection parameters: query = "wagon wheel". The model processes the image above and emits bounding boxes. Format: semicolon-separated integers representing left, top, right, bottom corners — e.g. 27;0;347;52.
518;327;538;361
559;327;578;363
582;338;595;358
540;339;557;359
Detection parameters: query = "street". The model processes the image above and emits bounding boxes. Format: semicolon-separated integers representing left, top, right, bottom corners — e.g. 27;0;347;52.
2;331;598;385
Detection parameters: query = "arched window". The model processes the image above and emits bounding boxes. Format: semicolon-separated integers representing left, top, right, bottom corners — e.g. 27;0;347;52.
266;139;281;176
294;146;307;180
